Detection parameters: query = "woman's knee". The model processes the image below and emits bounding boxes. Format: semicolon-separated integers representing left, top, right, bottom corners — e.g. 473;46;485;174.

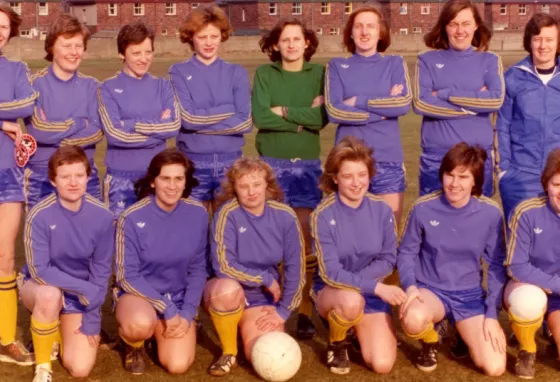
207;278;244;311
33;286;63;318
480;359;506;377
332;292;365;321
401;306;429;335
64;358;95;378
163;355;194;375
369;355;395;375
119;313;156;339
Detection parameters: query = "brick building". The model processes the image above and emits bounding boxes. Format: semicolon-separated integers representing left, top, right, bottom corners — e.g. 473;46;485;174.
6;0;65;38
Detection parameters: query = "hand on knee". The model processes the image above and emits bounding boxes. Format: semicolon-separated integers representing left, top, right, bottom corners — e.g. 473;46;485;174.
209;279;244;311
401;308;430;336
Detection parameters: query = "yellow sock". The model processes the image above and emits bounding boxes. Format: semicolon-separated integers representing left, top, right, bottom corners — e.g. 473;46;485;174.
404;322;439;344
120;335;144;349
328;310;363;344
509;311;543;353
55;327;63;358
299;257;316;317
30;316;59;366
209;305;244;356
0;273;18;345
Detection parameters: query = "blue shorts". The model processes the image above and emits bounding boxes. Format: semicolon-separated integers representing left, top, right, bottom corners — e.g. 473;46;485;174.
311;283;392;315
263;156;322;209
499;167;543;222
103;170;144;218
114;288;186;320
369;162;406;195
244;286;275;309
419;282;486;325
547;294;560;315
187;152;240;202
0;167;25;204
419;148;494;197
24;164;101;212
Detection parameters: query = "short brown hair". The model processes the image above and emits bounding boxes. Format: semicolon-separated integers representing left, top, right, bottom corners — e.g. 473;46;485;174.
523;13;560;57
134;148;198;200
0;3;22;41
438;142;487;197
541;149;560;193
343;5;390;53
320;136;375;194
44;14;90;62
215;157;284;208
179;5;231;50
48;146;91;182
259;18;319;63
424;0;492;51
117;21;155;56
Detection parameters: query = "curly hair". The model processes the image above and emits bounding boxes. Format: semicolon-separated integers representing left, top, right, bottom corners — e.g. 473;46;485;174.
0;3;22;41
259;18;319;63
179;5;232;50
134;149;198;201
215;157;284;209
438;142;487;197
320;136;375;194
44;14;90;62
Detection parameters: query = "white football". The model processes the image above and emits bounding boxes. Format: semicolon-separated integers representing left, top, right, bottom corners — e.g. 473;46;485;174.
251;332;302;382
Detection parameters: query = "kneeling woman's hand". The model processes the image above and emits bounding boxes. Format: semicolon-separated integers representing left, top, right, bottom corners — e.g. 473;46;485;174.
374;283;407;307
399;286;424;319
256;306;285;332
164;315;190;339
483;318;506;354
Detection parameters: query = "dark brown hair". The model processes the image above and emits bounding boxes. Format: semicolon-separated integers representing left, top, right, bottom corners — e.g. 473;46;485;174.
134;149;198;200
424;0;492;51
320;136;375;194
259;18;319;63
0;3;22;41
523;13;560;57
117;21;155;56
179;5;231;50
541;149;560;193
44;14;90;62
438;142;487;197
48;146;91;182
215;157;284;208
343;5;390;53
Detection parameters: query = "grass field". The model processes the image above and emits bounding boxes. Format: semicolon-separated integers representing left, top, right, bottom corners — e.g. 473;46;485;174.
4;53;559;382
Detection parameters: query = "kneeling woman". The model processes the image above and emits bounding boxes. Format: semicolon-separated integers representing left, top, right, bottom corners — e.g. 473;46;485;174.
204;157;305;376
114;149;208;375
20;146;114;382
398;143;507;376
311;137;406;375
503;149;560;379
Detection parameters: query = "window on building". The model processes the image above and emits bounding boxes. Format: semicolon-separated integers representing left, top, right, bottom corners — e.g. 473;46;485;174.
399;3;407;15
292;2;302;15
269;3;277;15
399;28;408;35
40;31;47;40
108;3;118;16
9;2;21;15
38;2;48;16
329;27;339;35
519;4;526;15
420;4;430;15
241;8;246;22
500;4;507;15
542;4;550;14
133;3;144;16
19;30;30;38
316;27;323;35
191;3;199;9
165;3;176;15
161;28;168;36
344;2;352;14
321;2;331;15
412;27;422;34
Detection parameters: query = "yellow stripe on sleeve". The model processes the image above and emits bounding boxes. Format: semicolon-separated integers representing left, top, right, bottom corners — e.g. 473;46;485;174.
324;65;370;122
97;88;149;143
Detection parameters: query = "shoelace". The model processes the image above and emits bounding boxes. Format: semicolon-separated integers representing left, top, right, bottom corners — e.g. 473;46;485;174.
214;355;234;370
331;344;348;365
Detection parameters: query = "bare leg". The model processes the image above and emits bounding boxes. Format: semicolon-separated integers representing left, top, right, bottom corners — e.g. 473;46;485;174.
239;306;286;362
59;314;100;378
355;312;397;374
153;318;196;374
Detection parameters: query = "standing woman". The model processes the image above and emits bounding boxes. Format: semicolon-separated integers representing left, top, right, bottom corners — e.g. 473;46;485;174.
98;21;180;218
203;157;304;376
169;6;252;212
413;0;504;197
114;149;208;376
0;3;37;365
497;13;560;220
311;137;406;375
324;5;411;225
20;146;114;382
253;18;328;339
25;14;103;212
398;143;507;375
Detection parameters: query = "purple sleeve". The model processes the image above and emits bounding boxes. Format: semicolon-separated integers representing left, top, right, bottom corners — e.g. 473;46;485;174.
277;213;305;321
26;99;88;145
312;210;373;295
211;208;274;288
115;215;178;320
355;57;412;118
412;56;472;120
179;218;209;324
496;80;514;173
324;61;377;125
443;54;504;114
397;205;423;290
506;208;560;294
483;208;507;319
0;62;37;120
61;82;103;148
198;66;253;136
169;64;235;130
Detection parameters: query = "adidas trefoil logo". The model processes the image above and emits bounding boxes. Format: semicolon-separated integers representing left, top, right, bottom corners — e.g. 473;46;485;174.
436;63;444;69
239;226;247;233
49;224;56;230
534;227;543;235
114;89;123;93
330;218;336;226
430;220;440;227
136;222;146;228
117;201;125;208
187;75;193;80
340;64;349;69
